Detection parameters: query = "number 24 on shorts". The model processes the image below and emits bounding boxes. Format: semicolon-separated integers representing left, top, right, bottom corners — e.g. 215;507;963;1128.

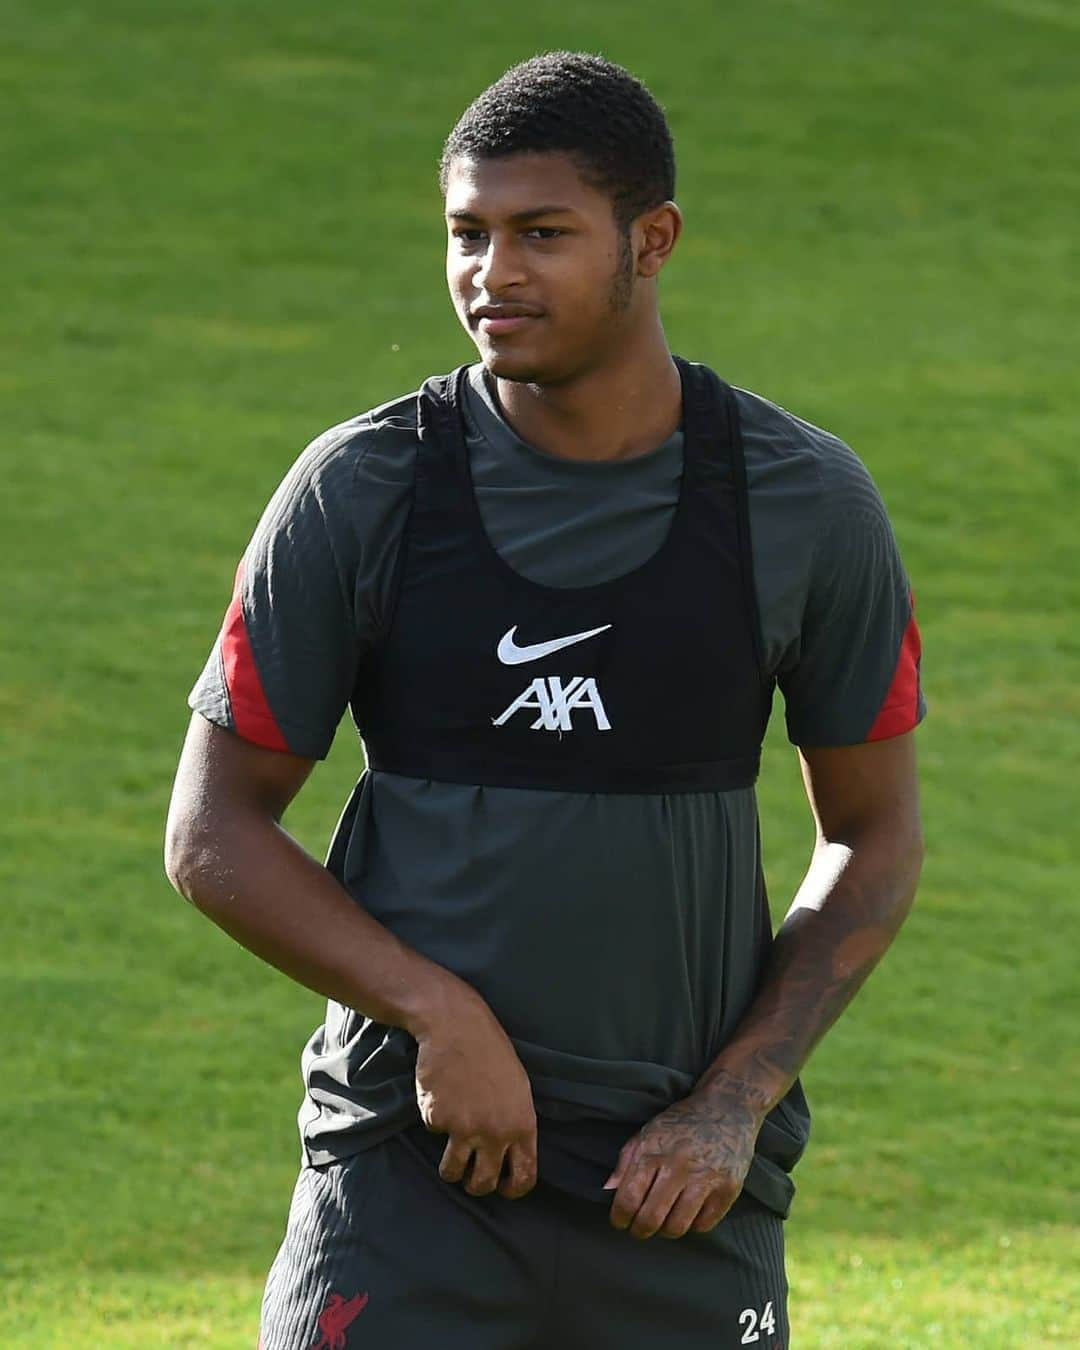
738;1299;777;1344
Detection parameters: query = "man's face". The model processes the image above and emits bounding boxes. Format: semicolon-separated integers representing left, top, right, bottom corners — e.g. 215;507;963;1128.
444;152;638;385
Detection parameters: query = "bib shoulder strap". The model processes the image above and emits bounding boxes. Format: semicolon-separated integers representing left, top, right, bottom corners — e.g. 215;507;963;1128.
375;367;470;647
416;365;470;453
675;356;768;685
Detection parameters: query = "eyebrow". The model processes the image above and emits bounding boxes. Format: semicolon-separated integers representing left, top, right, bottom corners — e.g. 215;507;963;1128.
445;205;575;224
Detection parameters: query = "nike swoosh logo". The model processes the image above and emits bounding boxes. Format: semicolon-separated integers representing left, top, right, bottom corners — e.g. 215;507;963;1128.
496;623;612;665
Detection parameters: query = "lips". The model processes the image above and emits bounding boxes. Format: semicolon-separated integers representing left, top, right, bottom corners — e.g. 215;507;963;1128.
471;306;543;337
478;314;536;336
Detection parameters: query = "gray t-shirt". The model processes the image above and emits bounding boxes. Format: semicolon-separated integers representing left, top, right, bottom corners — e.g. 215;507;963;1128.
190;362;924;1212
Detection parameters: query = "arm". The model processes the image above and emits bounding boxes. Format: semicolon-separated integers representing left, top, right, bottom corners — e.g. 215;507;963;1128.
605;731;923;1239
696;731;924;1108
164;713;539;1198
166;712;432;1023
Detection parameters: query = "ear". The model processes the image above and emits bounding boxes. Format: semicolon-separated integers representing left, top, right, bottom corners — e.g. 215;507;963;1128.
634;201;683;279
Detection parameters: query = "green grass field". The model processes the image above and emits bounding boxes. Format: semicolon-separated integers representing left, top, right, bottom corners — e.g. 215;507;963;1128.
3;0;1077;1344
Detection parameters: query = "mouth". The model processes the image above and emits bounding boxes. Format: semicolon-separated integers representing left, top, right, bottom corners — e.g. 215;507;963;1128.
471;306;543;337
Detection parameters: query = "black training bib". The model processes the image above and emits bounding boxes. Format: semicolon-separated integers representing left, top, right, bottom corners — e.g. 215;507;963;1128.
353;358;773;793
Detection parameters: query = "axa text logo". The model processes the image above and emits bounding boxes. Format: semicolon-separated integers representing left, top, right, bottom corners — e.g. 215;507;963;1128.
494;675;611;732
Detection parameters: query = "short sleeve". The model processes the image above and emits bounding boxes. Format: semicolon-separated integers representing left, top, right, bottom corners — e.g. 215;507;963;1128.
780;444;926;748
188;411;416;759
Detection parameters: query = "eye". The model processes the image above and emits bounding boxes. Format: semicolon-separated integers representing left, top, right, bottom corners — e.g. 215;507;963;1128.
526;227;563;240
452;229;488;245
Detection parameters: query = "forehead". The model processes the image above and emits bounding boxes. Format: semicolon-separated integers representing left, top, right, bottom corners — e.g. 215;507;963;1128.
443;151;612;220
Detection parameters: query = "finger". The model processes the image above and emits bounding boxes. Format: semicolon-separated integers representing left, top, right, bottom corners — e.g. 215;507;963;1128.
689;1183;739;1233
608;1154;661;1231
627;1166;685;1240
658;1183;711;1239
603;1136;642;1191
463;1144;508;1196
438;1137;473;1184
497;1138;538;1199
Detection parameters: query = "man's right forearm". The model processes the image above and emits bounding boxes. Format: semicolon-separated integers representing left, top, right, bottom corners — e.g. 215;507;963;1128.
164;803;466;1039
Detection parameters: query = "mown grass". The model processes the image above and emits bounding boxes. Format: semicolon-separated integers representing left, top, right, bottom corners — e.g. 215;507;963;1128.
3;0;1077;1344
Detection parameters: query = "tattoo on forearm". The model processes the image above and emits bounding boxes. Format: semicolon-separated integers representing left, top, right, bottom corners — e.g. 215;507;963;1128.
696;853;920;1108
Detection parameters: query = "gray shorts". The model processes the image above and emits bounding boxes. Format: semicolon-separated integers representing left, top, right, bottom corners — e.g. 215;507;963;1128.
259;1125;789;1349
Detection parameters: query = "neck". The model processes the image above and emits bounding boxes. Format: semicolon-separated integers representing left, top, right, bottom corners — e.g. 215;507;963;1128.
492;317;681;463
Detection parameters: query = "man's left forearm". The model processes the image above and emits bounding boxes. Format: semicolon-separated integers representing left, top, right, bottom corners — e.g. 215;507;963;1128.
604;736;923;1239
694;824;924;1116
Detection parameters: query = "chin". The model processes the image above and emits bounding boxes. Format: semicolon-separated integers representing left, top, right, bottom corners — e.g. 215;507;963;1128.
477;349;548;384
477;342;586;387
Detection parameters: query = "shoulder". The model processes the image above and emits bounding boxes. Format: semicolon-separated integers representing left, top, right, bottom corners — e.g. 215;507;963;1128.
734;384;893;542
280;389;423;501
728;383;909;683
735;385;869;494
250;387;431;548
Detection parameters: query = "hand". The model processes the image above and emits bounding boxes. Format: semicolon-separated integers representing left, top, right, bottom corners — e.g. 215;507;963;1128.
603;1084;766;1240
412;978;538;1200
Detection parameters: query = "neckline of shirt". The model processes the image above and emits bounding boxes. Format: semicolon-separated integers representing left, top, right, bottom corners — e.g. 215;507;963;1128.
464;364;684;474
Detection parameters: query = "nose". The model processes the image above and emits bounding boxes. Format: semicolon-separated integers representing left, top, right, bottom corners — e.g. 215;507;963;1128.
471;233;526;295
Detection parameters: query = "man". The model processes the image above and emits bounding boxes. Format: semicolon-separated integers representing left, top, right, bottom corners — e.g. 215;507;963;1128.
166;52;925;1350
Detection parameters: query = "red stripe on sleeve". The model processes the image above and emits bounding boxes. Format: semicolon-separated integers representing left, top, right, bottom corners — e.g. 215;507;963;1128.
220;561;291;753
866;591;923;742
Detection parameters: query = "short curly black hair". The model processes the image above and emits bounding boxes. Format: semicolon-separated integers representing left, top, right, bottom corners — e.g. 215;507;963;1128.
440;52;675;231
